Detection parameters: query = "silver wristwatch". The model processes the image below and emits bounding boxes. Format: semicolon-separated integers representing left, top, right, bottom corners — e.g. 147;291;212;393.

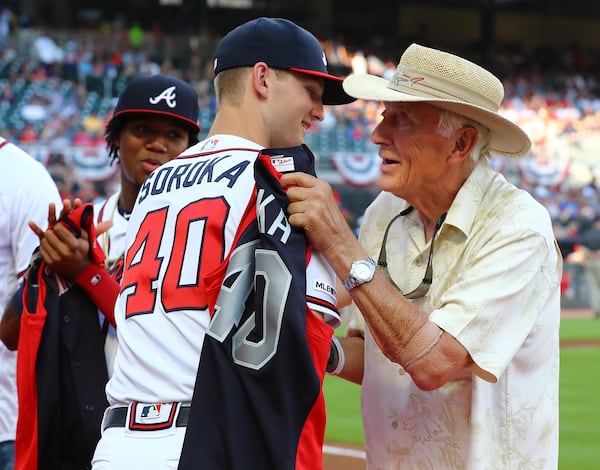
342;258;376;291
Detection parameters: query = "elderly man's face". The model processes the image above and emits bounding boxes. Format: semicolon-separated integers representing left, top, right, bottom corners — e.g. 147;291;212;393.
371;102;456;200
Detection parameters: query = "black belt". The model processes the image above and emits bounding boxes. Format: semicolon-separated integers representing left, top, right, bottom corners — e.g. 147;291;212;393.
103;405;190;430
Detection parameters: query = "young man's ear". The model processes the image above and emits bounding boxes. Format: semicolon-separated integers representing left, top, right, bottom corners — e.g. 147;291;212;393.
252;62;271;99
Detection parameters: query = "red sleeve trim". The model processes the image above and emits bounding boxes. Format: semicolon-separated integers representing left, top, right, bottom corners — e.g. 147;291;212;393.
74;263;119;328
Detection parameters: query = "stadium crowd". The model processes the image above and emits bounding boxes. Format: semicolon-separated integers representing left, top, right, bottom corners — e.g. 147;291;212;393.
1;21;600;256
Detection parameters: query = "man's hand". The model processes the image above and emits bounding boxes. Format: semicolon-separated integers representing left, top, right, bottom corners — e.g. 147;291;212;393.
281;172;354;257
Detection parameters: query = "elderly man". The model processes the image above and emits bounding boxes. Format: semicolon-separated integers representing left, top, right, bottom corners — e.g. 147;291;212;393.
282;43;561;469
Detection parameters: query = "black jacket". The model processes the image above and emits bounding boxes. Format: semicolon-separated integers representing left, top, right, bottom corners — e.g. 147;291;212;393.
16;204;108;470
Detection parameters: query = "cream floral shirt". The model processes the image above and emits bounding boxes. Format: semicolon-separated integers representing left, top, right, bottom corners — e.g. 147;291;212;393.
347;158;561;469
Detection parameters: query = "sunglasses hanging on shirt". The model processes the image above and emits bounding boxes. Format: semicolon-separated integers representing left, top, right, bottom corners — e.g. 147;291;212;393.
377;206;446;299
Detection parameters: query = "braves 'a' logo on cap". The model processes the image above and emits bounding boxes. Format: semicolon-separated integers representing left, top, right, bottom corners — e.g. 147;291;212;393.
149;86;177;108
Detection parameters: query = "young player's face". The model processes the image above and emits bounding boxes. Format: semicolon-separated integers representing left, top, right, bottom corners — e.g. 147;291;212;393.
265;72;325;148
117;116;191;188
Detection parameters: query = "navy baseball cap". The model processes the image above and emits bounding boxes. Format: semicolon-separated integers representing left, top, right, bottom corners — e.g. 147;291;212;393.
213;17;355;106
111;74;201;133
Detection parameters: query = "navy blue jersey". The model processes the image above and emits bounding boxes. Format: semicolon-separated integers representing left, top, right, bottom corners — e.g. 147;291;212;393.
178;145;335;470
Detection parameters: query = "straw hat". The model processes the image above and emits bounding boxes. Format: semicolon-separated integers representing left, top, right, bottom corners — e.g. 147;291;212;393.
343;43;531;157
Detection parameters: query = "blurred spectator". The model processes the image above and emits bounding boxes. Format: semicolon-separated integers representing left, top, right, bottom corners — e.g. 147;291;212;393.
128;22;144;48
577;218;600;317
2;24;600;264
71;122;104;148
82;112;104;135
0;84;16;108
18;123;38;144
21;95;48;122
0;7;13;50
61;40;79;81
32;31;63;74
351;49;367;74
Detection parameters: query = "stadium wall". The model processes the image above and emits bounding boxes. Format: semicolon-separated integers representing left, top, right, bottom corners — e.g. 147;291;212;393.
399;5;600;52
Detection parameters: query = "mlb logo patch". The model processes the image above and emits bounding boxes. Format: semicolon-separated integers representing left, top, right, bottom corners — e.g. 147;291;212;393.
314;279;335;297
199;138;219;151
140;404;162;419
129;402;177;430
270;155;295;173
90;274;102;286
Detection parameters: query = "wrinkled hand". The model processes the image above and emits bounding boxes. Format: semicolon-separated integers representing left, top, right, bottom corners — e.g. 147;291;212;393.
28;198;112;280
281;172;355;257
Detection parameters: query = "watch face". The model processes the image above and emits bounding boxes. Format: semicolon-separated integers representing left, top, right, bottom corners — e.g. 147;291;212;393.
355;263;372;281
344;258;375;290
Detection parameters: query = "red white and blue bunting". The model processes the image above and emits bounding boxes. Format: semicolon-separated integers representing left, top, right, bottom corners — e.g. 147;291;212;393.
332;152;380;187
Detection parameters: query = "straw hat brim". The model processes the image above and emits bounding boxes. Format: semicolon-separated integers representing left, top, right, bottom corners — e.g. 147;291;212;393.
343;74;531;158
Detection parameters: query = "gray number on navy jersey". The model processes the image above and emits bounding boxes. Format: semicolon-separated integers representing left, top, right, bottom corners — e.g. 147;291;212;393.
207;241;292;370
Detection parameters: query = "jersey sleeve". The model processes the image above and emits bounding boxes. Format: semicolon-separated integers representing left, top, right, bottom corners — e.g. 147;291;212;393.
306;250;340;328
13;160;62;278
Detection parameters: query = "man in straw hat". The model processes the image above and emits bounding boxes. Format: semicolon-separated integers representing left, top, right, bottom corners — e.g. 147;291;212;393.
282;43;561;468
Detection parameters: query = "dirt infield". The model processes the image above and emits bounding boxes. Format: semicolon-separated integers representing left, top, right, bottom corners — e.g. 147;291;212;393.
323;444;365;470
561;307;597;319
561;338;600;347
323;308;600;469
561;307;600;347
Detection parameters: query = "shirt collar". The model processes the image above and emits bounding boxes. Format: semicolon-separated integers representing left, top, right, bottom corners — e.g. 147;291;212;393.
444;158;499;237
183;134;262;154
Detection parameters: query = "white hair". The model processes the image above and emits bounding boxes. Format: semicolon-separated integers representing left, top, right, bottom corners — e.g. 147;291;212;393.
436;108;491;161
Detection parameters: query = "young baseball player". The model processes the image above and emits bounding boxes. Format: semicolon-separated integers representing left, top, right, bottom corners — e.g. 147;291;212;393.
92;17;354;470
2;74;200;470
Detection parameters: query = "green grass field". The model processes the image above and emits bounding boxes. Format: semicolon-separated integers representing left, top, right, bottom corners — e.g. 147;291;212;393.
559;317;600;341
324;317;600;468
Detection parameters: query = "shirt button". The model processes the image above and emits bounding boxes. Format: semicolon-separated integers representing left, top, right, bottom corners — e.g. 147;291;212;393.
415;257;424;267
63;315;71;323
398;366;405;375
85;404;95;412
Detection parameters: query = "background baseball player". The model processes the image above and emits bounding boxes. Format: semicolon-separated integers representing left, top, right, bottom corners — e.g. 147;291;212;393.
1;74;200;470
0;138;61;470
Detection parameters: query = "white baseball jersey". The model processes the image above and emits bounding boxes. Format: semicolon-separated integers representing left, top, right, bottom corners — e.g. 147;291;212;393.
0;137;61;443
106;135;339;406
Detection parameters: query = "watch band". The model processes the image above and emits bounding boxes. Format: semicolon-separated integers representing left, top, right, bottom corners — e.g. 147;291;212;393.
342;274;360;291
